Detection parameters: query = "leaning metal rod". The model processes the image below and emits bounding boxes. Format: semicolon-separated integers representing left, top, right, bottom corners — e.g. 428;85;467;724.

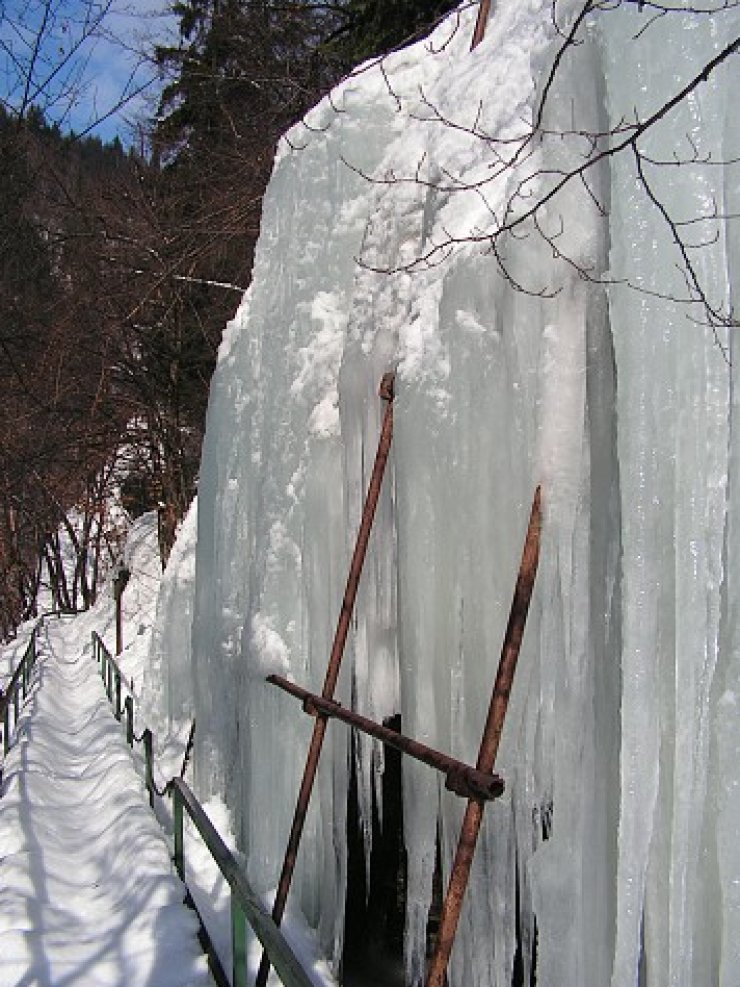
470;0;492;50
267;675;505;803
256;372;396;987
425;486;542;987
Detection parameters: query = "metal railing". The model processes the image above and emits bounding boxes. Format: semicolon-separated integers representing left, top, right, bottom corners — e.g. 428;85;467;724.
91;632;159;804
93;629;313;987
172;778;315;987
91;631;134;736
1;625;40;757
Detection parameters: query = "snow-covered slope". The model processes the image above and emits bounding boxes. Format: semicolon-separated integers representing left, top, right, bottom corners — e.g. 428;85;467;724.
151;3;739;986
1;514;257;987
0;611;210;986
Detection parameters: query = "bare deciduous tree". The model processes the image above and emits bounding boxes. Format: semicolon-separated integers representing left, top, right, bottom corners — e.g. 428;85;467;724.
339;1;739;344
0;0;156;136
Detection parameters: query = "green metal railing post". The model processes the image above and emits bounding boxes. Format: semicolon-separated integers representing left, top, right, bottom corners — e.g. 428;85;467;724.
124;696;134;747
231;898;247;987
22;653;27;698
170;778;314;987
174;787;184;880
3;705;9;755
92;630;137;747
143;729;154;808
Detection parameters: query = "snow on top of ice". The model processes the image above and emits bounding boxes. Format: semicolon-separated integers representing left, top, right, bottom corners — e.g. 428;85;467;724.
249;611;291;678
290;291;347;437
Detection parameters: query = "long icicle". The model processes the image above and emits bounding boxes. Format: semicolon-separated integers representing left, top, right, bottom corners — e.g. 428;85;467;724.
255;372;396;987
425;486;542;987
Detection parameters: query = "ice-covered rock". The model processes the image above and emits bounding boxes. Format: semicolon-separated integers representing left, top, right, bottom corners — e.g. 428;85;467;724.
151;3;740;985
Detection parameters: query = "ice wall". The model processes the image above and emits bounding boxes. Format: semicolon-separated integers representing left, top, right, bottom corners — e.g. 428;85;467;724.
603;10;739;987
144;498;199;726
168;2;740;985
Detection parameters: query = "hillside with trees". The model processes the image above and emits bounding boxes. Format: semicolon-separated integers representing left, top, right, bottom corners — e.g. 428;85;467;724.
0;0;457;638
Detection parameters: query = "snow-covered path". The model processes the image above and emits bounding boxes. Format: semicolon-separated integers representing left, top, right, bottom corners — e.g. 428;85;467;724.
0;618;212;987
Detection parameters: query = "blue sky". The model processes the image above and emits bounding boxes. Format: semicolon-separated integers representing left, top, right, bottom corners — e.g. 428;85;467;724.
0;0;177;145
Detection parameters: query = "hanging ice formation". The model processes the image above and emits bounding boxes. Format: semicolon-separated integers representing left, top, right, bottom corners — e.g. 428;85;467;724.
152;2;740;984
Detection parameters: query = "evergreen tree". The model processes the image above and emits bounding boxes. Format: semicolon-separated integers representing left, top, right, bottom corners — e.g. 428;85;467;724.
326;0;459;65
144;2;345;553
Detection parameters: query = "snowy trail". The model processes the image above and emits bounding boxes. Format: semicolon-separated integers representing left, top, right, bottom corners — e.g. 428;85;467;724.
0;619;212;987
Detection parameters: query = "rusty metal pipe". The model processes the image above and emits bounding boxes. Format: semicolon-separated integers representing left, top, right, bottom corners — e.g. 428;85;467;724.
424;487;542;987
256;373;396;987
268;674;504;802
470;0;492;50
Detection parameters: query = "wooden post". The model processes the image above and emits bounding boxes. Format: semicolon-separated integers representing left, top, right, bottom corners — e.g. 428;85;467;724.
113;564;130;656
125;696;134;747
115;670;122;721
144;728;155;808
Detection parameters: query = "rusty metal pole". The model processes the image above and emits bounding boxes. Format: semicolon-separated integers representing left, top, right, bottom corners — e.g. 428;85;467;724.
470;0;492;50
256;372;396;987
267;674;505;802
425;486;542;987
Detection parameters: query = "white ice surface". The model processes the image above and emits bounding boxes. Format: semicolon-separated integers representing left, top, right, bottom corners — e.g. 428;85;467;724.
169;3;740;986
5;4;738;987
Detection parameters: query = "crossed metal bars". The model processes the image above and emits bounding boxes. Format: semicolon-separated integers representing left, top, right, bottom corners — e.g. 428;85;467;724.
259;371;542;987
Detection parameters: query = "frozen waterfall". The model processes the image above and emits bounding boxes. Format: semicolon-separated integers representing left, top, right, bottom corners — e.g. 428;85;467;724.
151;2;740;985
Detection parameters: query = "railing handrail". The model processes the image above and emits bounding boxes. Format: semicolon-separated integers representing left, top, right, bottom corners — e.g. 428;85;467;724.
91;630;134;728
1;625;40;756
172;777;315;987
91;627;315;987
0;642;31;720
91;630;133;695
